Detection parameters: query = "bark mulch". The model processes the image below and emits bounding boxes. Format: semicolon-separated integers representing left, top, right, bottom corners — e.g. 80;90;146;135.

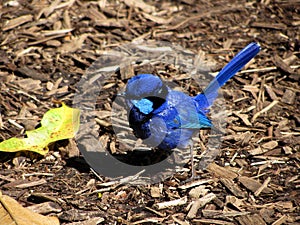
0;0;299;224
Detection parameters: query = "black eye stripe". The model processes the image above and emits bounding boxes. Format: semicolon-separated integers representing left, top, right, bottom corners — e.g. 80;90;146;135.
145;96;166;111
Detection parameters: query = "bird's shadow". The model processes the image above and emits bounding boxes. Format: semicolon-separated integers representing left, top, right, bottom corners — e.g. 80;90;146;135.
111;147;173;166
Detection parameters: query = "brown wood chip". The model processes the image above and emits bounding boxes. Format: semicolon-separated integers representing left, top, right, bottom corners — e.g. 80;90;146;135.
281;89;296;105
3;14;33;31
238;176;273;194
273;55;294;74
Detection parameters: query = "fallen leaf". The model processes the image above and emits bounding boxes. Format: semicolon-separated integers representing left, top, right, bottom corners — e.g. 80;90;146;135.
0;191;60;225
0;103;80;155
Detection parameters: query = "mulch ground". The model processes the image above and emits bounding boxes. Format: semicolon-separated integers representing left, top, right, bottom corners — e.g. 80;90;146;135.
0;0;299;224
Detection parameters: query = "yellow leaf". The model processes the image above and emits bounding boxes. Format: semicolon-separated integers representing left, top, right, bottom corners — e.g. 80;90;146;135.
0;191;60;225
0;103;80;155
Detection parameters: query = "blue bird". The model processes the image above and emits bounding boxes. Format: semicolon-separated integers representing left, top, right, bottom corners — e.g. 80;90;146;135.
124;42;260;175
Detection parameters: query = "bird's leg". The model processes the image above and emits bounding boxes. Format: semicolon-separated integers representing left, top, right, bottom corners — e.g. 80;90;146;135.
180;144;199;184
189;144;196;180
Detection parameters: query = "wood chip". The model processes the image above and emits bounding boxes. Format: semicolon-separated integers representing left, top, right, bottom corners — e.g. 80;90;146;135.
17;67;48;81
193;218;235;225
3;179;47;189
150;186;161;198
202;210;249;219
271;215;287;225
281;89;296;105
207;163;238;180
264;85;278;101
234;112;252;126
3;14;33;31
238;176;273;194
66;217;105;225
273;55;294;74
236;214;267;225
248;146;270;156
186;193;216;219
220;178;246;198
26;202;62;214
120;62;135;80
261;140;278;150
94;19;128;27
15;78;42;91
142;12;173;24
251;21;287;30
154;196;187;210
188;185;209;199
124;0;155;13
178;179;214;190
254;177;271;196
251;100;279;122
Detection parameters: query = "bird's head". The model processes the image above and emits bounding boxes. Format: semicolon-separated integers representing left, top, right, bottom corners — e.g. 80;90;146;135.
124;74;168;114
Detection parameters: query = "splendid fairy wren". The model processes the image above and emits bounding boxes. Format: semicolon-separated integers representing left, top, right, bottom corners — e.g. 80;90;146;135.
123;42;260;175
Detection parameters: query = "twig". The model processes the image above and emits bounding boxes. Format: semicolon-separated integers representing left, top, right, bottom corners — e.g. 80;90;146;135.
254;177;271;196
154;196;187;210
251;100;279;122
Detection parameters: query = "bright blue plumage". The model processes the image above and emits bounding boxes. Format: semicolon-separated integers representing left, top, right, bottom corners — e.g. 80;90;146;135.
125;43;260;151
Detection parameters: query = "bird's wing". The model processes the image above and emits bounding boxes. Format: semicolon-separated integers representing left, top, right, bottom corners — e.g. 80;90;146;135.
164;92;212;129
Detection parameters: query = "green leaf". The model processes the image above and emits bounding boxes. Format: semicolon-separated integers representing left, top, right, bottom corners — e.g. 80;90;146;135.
0;103;80;155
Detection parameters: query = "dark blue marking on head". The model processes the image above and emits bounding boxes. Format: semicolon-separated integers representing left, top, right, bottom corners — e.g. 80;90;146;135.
125;74;163;99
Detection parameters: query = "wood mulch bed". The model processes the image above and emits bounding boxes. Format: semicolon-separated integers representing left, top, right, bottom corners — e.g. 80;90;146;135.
0;0;299;224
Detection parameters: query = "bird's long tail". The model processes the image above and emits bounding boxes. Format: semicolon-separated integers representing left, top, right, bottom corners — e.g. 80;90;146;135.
195;42;260;108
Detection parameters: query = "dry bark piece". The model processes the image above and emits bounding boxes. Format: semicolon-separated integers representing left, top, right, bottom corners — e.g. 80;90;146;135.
238;176;273;194
94;19;128;27
186;193;216;219
150;186;161;198
120;62;135;80
225;196;244;210
0;191;59;225
16;67;48;81
202;210;249;219
273;55;294;74
234;112;252;126
66;217;105;225
3;178;47;189
251;21;287;30
220;178;246;198
26;201;62;214
2;14;33;31
178;179;214;190
124;0;155;13
281;89;296;105
154;196;187;210
272;215;287;225
248;146;270;155
236;214;266;225
207;163;238;180
142;12;173;24
254;177;271;197
59;209;106;222
193;218;235;225
188;185;209;199
14;78;42;91
264;85;278;101
261;140;278;150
